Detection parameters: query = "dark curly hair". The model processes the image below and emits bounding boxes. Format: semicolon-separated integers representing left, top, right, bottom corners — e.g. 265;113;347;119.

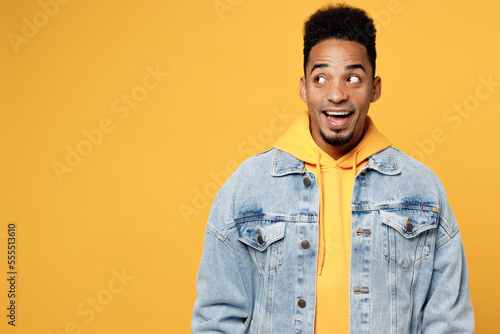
303;3;377;77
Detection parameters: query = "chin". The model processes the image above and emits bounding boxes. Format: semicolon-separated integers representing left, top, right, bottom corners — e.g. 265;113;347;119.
321;130;354;147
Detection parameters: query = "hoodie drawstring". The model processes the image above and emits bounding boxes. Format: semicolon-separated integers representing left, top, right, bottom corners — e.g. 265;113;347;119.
353;150;358;185
314;148;325;276
315;148;359;276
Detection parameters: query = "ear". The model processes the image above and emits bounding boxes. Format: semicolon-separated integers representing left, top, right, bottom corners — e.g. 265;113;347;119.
370;76;382;102
299;76;307;103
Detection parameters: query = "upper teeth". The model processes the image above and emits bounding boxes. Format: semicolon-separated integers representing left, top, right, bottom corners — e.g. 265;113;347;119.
325;111;351;116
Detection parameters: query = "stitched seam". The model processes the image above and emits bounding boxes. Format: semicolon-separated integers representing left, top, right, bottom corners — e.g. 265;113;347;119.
271;149;279;174
390;147;400;172
249;249;264;275
438;216;453;236
206;223;228;242
267;262;276;333
206;223;237;256
383;253;431;270
233;214;317;224
435;228;459;250
382;222;437;238
352;203;440;212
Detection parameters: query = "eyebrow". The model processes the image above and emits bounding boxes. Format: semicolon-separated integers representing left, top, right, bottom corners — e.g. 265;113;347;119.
309;63;366;76
310;63;329;75
345;64;366;73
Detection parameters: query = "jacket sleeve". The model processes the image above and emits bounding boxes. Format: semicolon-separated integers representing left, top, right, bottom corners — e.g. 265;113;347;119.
421;204;474;333
191;223;249;333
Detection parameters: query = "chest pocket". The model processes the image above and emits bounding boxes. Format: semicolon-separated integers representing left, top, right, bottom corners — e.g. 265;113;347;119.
381;209;438;269
236;220;286;274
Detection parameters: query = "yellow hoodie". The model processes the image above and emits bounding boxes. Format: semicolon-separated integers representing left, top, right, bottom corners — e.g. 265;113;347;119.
274;111;391;333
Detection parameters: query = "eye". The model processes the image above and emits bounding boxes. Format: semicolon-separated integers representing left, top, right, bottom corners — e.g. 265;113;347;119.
315;76;327;84
347;76;361;83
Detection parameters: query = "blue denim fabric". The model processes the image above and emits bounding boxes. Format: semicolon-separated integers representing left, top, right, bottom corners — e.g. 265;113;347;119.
192;147;474;333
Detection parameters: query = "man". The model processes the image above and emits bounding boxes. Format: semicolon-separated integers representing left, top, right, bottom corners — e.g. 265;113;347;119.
192;4;474;333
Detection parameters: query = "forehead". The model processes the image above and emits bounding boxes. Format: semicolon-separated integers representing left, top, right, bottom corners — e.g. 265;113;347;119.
307;39;371;73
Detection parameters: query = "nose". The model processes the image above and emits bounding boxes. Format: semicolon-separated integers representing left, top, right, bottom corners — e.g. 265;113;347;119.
327;81;348;103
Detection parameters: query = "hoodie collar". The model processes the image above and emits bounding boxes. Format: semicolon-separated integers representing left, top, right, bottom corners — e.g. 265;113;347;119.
271;147;401;176
271;110;398;176
273;111;391;169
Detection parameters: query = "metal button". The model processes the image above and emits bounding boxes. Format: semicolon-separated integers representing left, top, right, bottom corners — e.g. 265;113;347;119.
257;235;264;245
303;177;311;186
298;299;306;308
301;240;310;249
406;217;413;232
360;172;366;177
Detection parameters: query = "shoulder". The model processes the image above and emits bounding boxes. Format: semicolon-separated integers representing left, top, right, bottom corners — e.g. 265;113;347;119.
368;147;450;208
207;148;284;228
389;147;437;175
373;147;443;186
375;147;456;228
229;148;276;179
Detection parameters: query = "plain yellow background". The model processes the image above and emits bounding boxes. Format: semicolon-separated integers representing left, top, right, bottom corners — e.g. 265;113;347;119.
1;0;499;333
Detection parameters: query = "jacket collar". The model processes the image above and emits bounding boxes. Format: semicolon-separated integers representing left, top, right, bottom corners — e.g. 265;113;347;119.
271;147;400;176
367;147;401;175
270;149;306;176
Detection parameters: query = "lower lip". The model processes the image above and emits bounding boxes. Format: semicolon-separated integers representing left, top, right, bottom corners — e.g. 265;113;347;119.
323;113;353;130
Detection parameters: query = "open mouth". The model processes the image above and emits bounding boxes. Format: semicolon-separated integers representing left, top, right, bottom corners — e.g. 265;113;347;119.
323;110;353;119
322;110;354;129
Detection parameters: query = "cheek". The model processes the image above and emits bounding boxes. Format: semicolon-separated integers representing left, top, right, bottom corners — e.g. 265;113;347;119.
307;91;321;106
353;93;371;109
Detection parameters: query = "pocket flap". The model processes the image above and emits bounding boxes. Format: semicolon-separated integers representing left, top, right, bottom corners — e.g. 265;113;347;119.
381;209;438;239
236;220;286;251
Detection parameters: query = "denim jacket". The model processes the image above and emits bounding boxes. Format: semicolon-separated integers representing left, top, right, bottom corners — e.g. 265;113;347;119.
192;147;474;333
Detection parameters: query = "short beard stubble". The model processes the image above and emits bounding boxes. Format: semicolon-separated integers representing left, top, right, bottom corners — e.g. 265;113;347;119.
319;127;355;147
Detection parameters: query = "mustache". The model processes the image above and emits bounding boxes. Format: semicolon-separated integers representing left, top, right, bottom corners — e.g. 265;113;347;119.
319;103;356;112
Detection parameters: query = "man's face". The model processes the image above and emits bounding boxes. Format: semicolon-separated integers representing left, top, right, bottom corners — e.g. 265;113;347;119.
300;38;381;159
